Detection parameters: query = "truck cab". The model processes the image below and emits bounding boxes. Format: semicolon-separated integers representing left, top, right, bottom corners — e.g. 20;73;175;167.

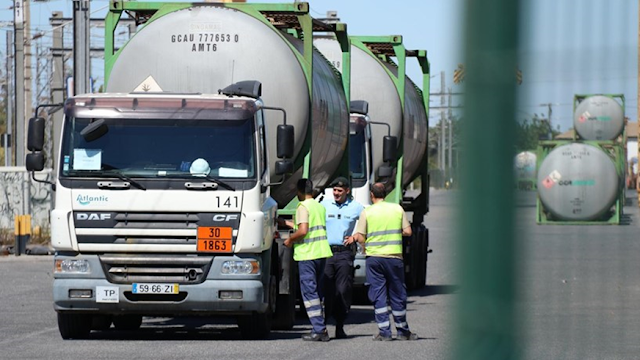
26;85;296;339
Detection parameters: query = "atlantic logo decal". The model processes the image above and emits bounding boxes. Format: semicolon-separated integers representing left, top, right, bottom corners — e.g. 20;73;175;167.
76;194;109;206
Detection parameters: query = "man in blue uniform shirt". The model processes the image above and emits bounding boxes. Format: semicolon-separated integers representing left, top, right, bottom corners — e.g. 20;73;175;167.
321;176;364;339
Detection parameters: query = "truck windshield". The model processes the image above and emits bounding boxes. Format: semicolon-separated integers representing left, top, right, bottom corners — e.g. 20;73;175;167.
59;117;256;179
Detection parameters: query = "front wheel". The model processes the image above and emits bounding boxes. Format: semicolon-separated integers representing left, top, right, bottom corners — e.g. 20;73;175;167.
237;275;275;339
57;313;92;339
112;315;143;331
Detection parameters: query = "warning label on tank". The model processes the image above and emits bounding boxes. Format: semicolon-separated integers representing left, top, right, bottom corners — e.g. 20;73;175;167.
578;111;611;123
541;170;562;189
170;32;239;52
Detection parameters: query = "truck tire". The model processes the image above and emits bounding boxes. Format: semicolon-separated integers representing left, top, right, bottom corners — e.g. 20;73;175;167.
91;315;112;330
238;309;272;340
57;313;91;339
412;225;428;290
272;277;297;330
238;275;275;339
113;315;142;331
404;234;418;291
273;241;297;330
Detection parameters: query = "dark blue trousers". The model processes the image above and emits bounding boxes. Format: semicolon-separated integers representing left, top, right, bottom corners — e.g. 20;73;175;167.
299;258;327;334
324;249;355;326
365;256;410;337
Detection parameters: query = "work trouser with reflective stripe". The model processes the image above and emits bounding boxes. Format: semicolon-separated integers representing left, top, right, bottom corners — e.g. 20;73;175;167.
299;258;327;334
365;256;410;337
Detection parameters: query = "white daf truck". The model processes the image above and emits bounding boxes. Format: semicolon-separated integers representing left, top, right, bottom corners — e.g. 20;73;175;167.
26;1;350;339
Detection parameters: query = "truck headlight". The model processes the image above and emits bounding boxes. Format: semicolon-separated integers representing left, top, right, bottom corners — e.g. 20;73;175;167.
221;260;260;275
55;259;90;273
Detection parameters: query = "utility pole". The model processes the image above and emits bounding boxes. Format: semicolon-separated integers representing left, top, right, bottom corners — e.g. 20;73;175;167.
5;31;13;166
24;0;32;137
14;0;25;166
50;12;66;171
448;87;453;170
73;0;91;95
540;103;554;138
440;71;446;174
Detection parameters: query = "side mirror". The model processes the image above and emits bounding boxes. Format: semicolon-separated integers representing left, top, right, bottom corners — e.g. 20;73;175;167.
275;159;294;175
378;165;393;178
27;117;45;151
26;152;45;172
277;124;294;159
81;119;109;142
350;100;369;115
383;135;398;163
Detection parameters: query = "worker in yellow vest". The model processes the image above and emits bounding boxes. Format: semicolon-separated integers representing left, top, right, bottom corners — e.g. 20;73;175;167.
279;178;333;341
354;182;418;341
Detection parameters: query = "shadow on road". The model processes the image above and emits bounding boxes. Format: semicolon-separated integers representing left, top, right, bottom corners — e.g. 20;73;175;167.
81;316;316;341
410;284;459;297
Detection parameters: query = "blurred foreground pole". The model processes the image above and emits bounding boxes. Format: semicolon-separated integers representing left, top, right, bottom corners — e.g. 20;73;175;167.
454;0;520;359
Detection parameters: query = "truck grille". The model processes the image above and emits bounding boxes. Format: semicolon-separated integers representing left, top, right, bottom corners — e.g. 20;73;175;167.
74;212;240;245
100;255;213;284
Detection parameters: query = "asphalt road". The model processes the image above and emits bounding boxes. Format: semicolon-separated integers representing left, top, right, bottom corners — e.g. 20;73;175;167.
2;189;639;359
0;191;455;360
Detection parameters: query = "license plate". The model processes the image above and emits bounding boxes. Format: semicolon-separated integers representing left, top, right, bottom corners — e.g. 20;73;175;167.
132;283;179;294
197;227;233;253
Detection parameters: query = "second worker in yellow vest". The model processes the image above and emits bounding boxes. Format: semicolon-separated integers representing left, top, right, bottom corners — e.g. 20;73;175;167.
354;182;419;341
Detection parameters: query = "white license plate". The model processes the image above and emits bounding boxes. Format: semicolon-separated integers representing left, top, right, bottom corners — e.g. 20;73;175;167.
132;283;179;294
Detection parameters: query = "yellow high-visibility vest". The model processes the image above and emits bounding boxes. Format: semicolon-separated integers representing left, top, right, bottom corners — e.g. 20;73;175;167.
364;202;404;255
293;199;332;261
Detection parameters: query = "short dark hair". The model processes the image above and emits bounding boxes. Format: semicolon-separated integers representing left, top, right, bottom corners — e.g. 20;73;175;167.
370;182;386;199
297;178;314;195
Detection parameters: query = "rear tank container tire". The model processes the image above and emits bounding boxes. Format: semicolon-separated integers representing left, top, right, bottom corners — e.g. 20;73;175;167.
417;227;427;289
404;235;418;291
57;313;92;339
112;315;143;331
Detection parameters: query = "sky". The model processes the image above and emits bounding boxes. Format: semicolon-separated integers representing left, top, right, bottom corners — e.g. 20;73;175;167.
0;0;637;131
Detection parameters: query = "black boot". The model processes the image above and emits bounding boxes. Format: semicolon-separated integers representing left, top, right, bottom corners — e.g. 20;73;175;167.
335;321;347;339
335;327;347;339
302;330;330;342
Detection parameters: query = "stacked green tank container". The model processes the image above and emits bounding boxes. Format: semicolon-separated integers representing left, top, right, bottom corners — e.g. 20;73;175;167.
536;94;626;225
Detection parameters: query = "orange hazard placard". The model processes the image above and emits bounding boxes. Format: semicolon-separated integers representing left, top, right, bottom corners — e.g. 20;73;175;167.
197;227;232;253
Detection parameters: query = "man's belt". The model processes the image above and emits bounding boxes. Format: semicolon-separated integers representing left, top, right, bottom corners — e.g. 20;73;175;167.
330;245;351;252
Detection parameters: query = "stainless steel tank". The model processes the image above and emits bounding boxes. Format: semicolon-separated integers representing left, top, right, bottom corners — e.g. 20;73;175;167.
314;38;428;188
537;143;619;221
106;6;348;205
313;38;403;179
397;72;428;188
515;151;537;180
573;95;624;140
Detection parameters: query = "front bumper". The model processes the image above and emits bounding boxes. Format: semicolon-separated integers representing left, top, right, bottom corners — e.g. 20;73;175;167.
53;254;268;316
53;278;267;315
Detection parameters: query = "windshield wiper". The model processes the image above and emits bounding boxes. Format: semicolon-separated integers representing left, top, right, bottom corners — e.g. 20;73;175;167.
94;170;147;190
184;175;235;191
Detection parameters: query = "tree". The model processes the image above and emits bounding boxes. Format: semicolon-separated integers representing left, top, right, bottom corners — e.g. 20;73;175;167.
514;114;560;153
